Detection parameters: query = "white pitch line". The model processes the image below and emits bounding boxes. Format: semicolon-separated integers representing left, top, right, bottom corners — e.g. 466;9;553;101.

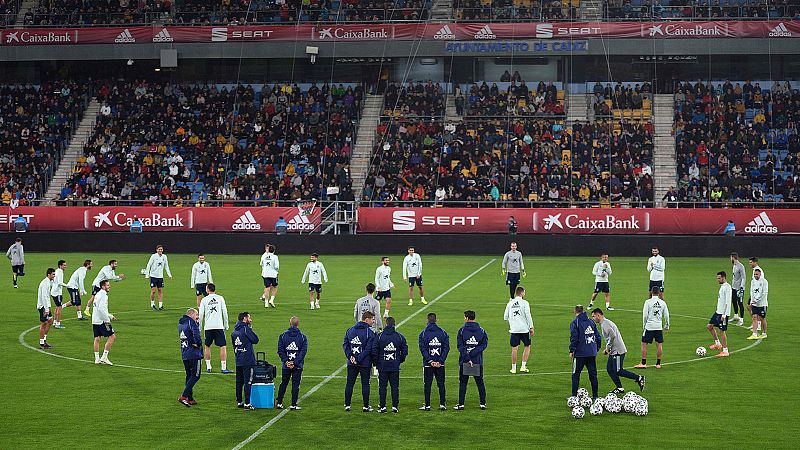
231;258;497;450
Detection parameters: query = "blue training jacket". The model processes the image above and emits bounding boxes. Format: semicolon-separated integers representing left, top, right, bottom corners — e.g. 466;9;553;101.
372;326;408;372
277;326;308;369
179;315;203;360
343;321;376;367
457;321;488;365
232;320;260;367
569;311;601;357
418;322;450;366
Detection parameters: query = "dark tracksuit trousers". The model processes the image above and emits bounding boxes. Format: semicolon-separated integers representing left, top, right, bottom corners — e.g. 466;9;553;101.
236;365;255;404
344;365;371;407
607;353;639;388
378;370;400;408
276;367;303;406
458;364;486;406
423;366;446;406
572;356;598;398
182;358;202;400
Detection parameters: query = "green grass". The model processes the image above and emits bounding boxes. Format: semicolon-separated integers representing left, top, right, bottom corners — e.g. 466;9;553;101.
4;252;799;449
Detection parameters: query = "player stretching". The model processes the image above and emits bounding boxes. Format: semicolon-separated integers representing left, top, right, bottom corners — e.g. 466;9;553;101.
748;257;765;332
84;260;126;316
51;260;69;329
504;287;533;374
6;237;25;288
62;259;92;320
707;271;732;357
301;253;328;310
747;268;768;340
260;244;279;308
730;253;746;327
502;243;525;300
403;246;426;306
375;257;394;318
589;253;613;310
190;254;213;307
646;247;665;299
145;245;172;311
635;286;670;369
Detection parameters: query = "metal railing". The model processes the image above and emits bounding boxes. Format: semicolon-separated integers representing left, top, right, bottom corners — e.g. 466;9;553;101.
357;199;800;209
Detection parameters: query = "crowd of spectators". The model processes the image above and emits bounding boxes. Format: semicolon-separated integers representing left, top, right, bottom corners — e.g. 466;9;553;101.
60;80;361;205
0;82;89;206
590;81;653;116
673;79;800;206
454;0;578;21
362;116;655;206
383;81;445;119
456;80;565;117
605;0;800;20
1;0;18;26
25;0;171;26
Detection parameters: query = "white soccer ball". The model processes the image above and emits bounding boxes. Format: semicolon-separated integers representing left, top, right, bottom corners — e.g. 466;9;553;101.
594;397;606;408
567;396;579;408
605;398;622;413
634;403;649;416
571;406;585;419
576;387;589;399
623;397;638;413
589;403;603;416
140;268;147;275
696;346;707;357
580;396;593;408
622;391;638;402
604;392;618;403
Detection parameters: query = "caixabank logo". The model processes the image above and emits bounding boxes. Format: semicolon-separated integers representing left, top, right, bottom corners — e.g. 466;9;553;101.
533;212;650;232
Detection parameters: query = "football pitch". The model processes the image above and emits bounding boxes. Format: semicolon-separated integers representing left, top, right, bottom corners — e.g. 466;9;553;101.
5;252;799;449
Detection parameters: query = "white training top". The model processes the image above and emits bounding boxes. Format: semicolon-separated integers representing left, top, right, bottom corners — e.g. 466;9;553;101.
37;277;53;310
199;293;229;331
716;282;732;316
190;261;213;286
750;277;769;307
260;252;280;278
301;261;328;284
504;296;533;334
592;260;612;282
375;265;394;292
67;266;88;294
92;265;122;288
145;253;172;279
51;267;68;296
751;265;765;280
647;255;666;281
403;253;423;279
642;296;670;331
91;290;113;324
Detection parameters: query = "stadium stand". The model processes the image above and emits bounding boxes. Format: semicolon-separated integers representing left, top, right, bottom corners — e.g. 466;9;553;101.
58;81;362;205
1;0;18;26
0;82;90;206
382;81;446;119
673;80;800;206
605;0;800;21
460;81;566;117
454;0;580;21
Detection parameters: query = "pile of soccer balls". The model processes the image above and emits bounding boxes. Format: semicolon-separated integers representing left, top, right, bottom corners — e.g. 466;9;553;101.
568;388;648;419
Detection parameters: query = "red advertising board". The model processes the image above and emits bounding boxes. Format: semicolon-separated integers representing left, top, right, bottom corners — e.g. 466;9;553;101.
357;208;800;235
1;206;319;232
1;21;797;46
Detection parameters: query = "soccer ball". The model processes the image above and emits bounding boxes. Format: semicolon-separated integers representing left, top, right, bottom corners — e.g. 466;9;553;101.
567;396;579;408
571;406;585;419
140;268;147;275
589;403;603;416
604;392;618;403
623;397;638;413
580;396;593;408
594;397;606;408
634;403;649;416
622;391;638;402
577;388;589;399
696;346;707;357
605;398;622;413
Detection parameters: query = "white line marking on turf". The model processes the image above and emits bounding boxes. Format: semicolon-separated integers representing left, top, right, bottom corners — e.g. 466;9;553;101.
231;258;497;450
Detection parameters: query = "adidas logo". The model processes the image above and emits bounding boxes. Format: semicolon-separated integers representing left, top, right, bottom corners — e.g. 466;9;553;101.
179;331;186;339
769;23;792;37
153;28;174;43
466;336;478;345
234;337;242;346
584;326;595;335
429;337;441;346
745;211;778;234
114;28;135;43
434;25;455;40
384;342;396;351
350;336;362;345
286;341;299;351
474;25;496;40
232;210;261;230
288;212;314;231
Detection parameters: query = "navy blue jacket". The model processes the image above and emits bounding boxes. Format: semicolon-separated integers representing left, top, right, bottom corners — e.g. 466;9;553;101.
277;326;308;369
569;311;601;357
457;321;488;365
372;326;408;372
179;315;203;360
343;321;376;367
232;320;260;367
418;322;450;366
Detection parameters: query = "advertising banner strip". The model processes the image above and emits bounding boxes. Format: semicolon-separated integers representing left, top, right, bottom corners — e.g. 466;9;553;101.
1;21;799;46
356;208;799;235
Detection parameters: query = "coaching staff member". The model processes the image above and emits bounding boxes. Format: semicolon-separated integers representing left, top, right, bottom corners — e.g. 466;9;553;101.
570;304;601;400
276;316;308;410
232;312;260;410
178;308;202;407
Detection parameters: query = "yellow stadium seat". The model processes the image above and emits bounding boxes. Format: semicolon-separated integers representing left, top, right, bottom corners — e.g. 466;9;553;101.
623;110;633;120
642;99;651;110
613;110;622;120
528;193;538;202
643;110;652;120
604;99;613;108
557;90;565;101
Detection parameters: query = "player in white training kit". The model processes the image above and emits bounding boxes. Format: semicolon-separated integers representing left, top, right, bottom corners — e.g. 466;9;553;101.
589;253;613;310
747;268;768;340
646;247;666;299
199;283;231;373
92;280;117;365
190;254;214;307
747;257;765;332
504;286;534;374
84;260;125;315
260;244;279;307
730;253;747;326
62;259;92;320
301;253;328;310
145;245;172;311
375;257;395;318
635;286;670;369
403;246;427;306
707;271;732;357
51;260;69;329
37;268;56;349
